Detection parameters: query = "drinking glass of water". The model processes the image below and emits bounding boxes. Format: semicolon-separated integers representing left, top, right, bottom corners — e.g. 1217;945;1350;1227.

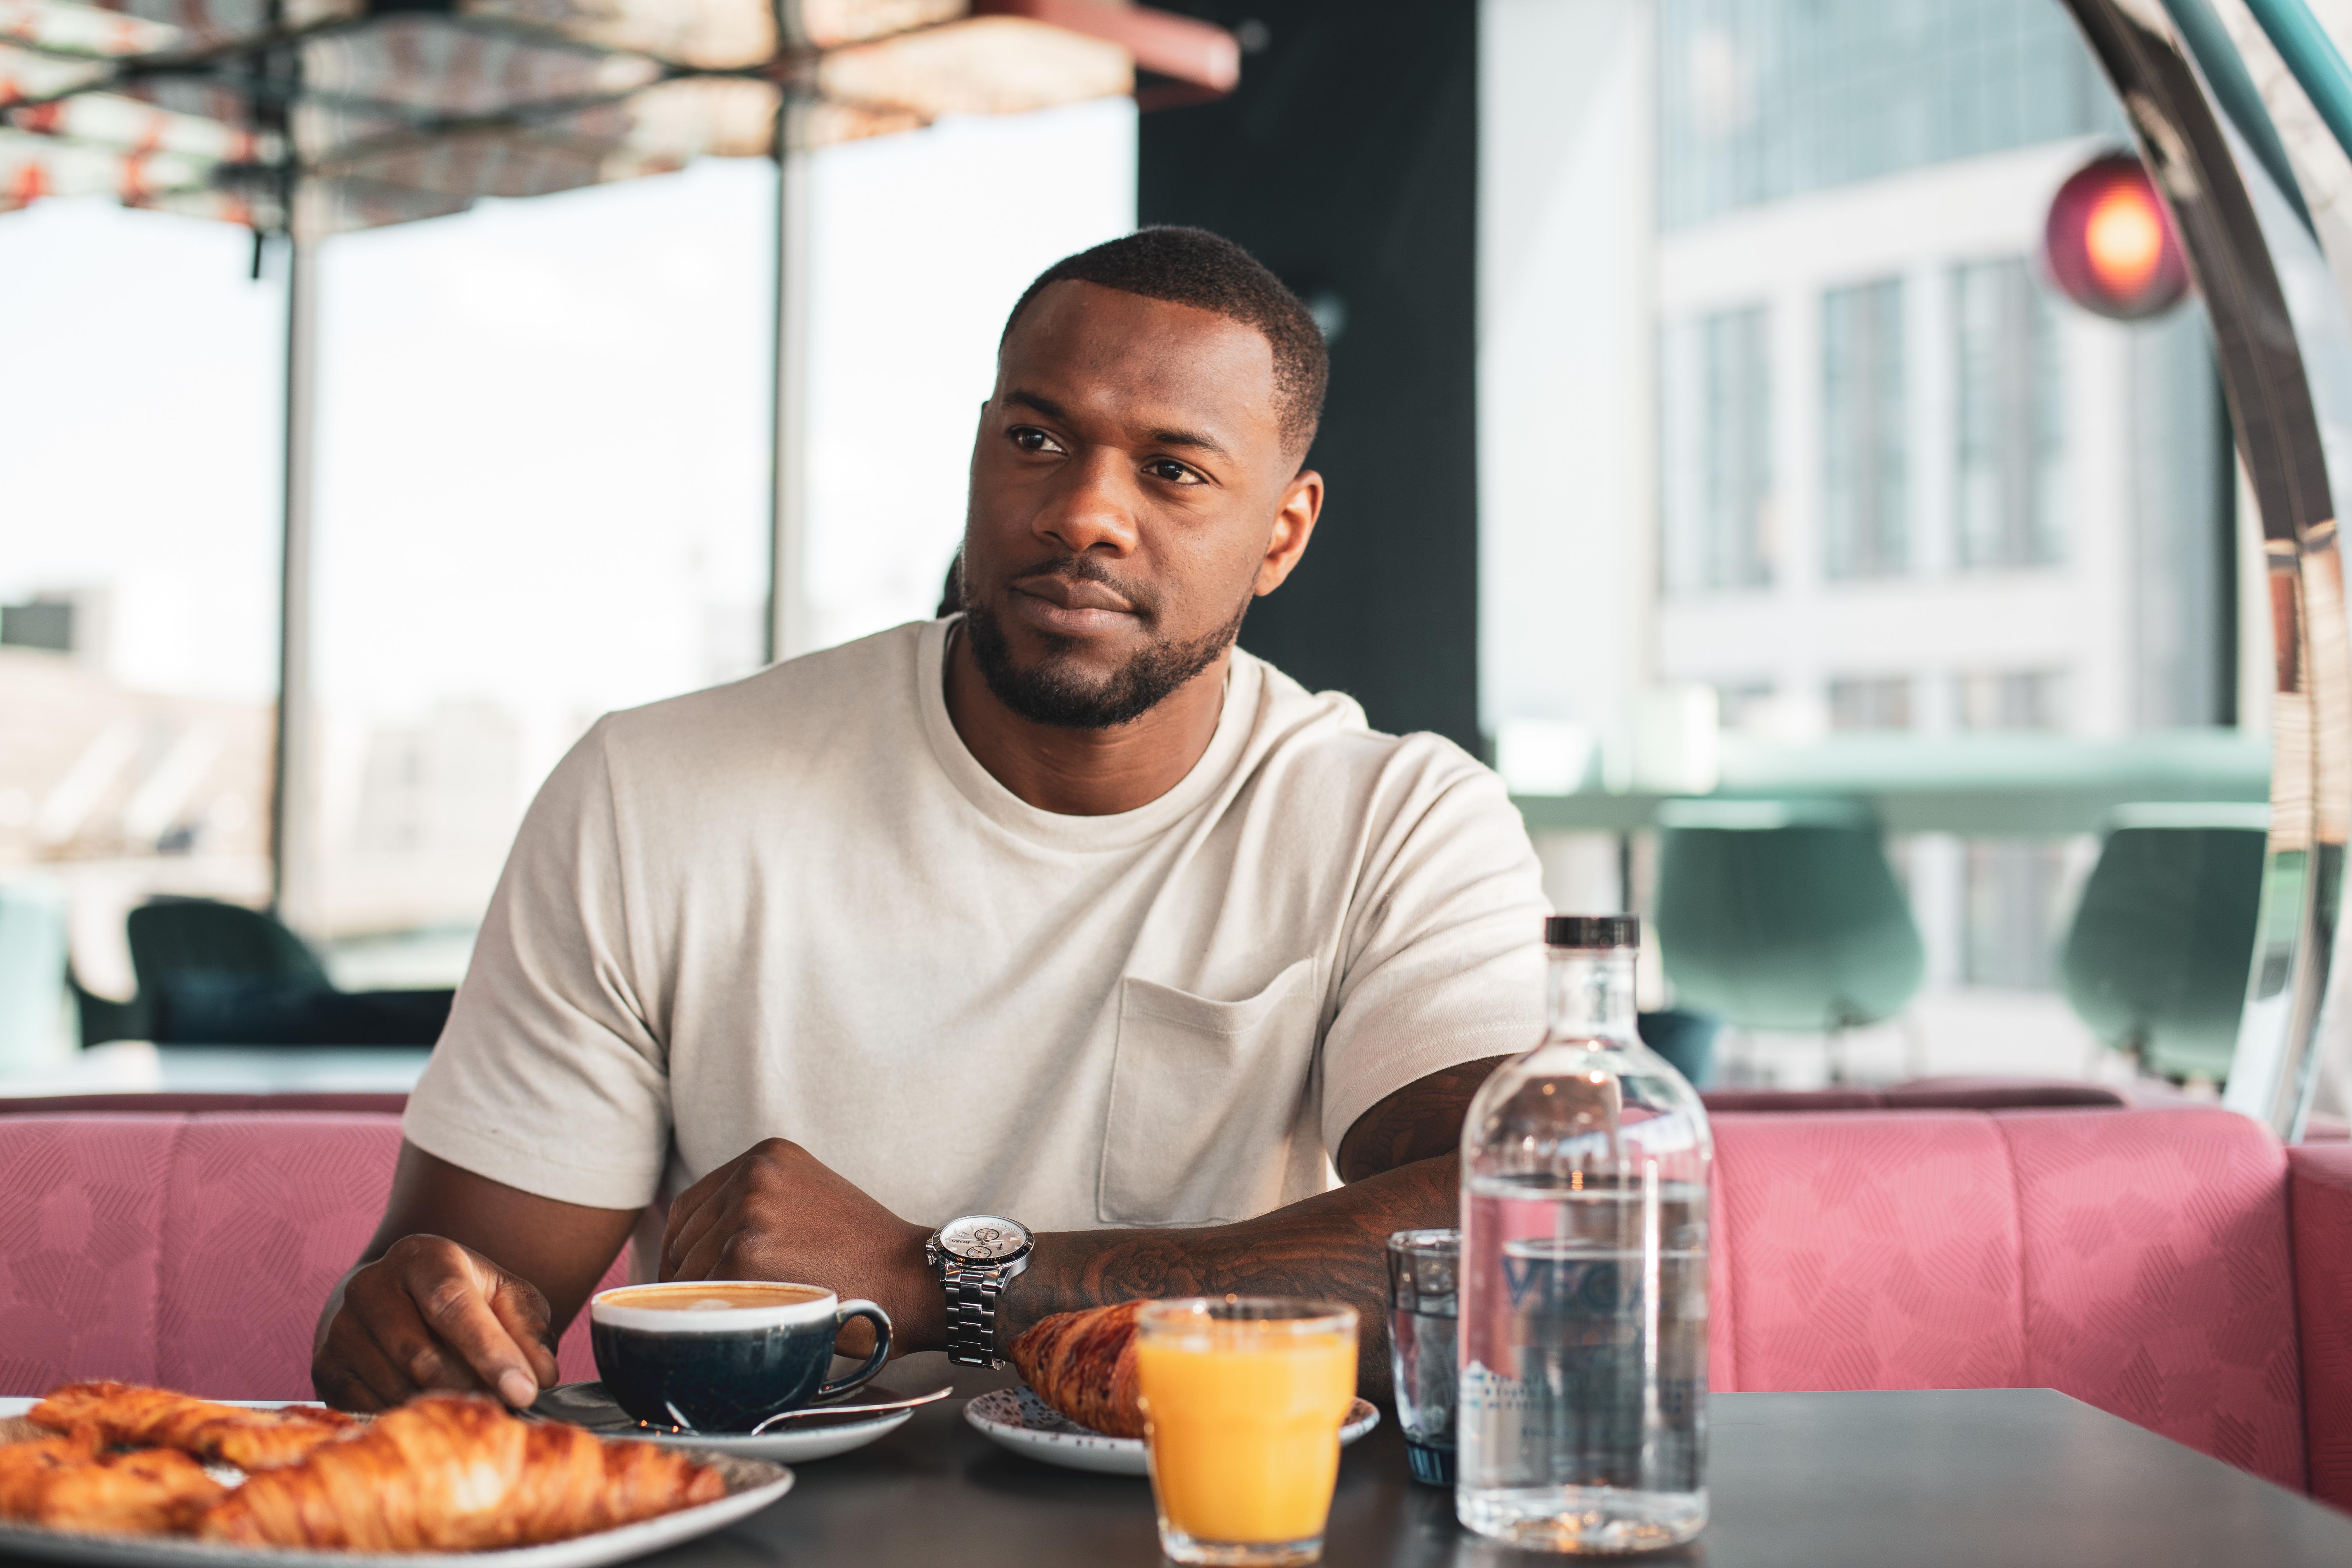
1386;1229;1459;1486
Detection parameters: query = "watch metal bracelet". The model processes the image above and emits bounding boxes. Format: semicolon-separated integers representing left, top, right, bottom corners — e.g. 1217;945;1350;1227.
945;1269;1003;1367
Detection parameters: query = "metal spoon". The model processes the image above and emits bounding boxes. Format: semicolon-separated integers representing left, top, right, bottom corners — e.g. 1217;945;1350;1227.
743;1385;954;1434
634;1385;955;1438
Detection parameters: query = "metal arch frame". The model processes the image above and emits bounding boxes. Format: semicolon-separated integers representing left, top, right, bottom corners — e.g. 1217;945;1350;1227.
2060;0;2347;1138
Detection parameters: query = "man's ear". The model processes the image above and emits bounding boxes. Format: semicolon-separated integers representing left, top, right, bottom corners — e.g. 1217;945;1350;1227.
1255;469;1324;597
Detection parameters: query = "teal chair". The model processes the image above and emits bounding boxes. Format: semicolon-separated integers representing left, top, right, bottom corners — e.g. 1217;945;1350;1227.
124;898;452;1047
126;897;330;996
2060;803;2268;1084
1653;800;1926;1075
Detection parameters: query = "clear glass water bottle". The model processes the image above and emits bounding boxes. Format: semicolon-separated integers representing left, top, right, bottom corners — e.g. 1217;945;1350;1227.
1456;915;1712;1553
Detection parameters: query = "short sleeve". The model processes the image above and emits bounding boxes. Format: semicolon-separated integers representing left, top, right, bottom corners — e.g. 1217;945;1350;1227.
401;720;671;1210
1317;753;1550;1160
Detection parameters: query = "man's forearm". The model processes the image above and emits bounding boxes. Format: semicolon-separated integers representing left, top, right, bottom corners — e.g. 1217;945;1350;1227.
1001;1152;1458;1396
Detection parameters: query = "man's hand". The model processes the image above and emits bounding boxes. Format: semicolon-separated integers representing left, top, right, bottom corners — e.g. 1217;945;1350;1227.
661;1138;944;1353
312;1143;643;1412
312;1234;559;1412
1001;1055;1509;1398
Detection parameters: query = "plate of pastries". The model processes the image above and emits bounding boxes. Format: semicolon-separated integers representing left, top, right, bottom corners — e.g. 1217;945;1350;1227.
0;1381;791;1568
964;1302;1379;1477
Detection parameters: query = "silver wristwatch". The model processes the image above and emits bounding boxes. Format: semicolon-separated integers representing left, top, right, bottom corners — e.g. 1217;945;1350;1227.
925;1214;1034;1368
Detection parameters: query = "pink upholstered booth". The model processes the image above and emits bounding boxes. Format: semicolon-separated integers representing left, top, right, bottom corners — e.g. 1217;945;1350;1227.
0;1112;627;1400
1;1105;2347;1512
1708;1106;2352;1510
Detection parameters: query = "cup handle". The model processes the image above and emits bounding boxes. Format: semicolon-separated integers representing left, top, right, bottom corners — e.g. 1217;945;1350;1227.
815;1300;892;1401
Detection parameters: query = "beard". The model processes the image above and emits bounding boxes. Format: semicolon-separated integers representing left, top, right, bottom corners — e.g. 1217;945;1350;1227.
963;575;1252;730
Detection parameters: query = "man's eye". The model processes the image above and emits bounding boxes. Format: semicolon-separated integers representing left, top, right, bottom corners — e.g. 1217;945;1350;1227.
1009;426;1065;455
1145;460;1202;485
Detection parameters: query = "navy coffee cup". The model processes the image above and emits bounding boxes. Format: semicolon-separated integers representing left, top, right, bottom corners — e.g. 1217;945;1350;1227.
589;1280;892;1433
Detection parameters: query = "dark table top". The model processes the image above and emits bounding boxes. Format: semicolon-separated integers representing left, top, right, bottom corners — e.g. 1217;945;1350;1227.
655;1355;2352;1568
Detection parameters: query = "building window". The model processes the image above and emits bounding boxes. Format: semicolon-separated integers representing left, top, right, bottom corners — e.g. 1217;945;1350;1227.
1956;665;2069;988
1963;839;2068;989
2129;309;2233;728
1956;669;2066;731
1663;305;1774;592
1953;258;2063;568
1715;680;1777;732
1828;675;1911;730
1822;279;1908;579
1657;0;2121;230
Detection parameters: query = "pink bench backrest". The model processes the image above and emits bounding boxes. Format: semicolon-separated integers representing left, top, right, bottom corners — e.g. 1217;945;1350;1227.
2290;1140;2352;1506
0;1113;626;1401
0;1103;2336;1509
1710;1107;2308;1493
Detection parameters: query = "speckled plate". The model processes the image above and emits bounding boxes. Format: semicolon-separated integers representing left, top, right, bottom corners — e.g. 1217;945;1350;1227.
963;1386;1378;1477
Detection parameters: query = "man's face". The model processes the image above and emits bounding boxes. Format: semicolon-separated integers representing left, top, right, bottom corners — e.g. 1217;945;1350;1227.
960;281;1317;729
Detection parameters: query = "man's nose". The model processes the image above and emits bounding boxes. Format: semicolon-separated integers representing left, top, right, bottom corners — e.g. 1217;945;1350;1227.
1034;450;1141;556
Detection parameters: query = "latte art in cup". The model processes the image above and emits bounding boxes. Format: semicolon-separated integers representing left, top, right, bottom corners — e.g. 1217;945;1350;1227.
590;1280;892;1433
597;1282;829;1313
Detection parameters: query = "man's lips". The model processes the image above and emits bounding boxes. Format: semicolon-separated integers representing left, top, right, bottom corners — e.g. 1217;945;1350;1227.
1005;574;1141;636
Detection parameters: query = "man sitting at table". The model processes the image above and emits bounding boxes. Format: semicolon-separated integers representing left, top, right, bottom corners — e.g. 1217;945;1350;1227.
312;226;1549;1409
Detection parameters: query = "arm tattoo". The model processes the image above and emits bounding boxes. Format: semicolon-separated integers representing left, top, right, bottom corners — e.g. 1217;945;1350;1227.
1005;1056;1508;1397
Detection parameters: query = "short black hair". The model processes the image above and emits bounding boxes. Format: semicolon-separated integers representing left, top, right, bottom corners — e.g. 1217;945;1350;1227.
999;226;1328;457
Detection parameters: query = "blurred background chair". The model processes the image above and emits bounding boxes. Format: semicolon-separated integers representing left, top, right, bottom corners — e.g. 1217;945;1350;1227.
126;898;452;1048
1637;1007;1722;1088
2059;803;2269;1084
1654;799;1926;1082
127;898;332;994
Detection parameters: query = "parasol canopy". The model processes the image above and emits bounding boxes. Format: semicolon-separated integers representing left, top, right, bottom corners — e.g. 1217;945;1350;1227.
0;0;1237;233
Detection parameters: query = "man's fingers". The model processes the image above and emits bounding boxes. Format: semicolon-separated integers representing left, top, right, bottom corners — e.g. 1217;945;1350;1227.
485;1272;561;1392
341;1315;429;1410
661;1183;731;1280
668;1222;744;1284
314;1316;407;1412
396;1244;543;1409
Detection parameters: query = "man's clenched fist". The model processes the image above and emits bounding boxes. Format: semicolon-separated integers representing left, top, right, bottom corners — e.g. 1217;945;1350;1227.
661;1138;944;1354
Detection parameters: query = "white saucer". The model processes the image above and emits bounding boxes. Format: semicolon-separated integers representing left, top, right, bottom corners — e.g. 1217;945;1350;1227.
964;1386;1379;1477
533;1381;915;1464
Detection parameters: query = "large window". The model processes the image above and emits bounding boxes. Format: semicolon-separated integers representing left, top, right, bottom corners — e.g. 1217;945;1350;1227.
1661;305;1774;592
1658;0;2119;228
303;102;1137;978
1953;258;2064;569
1491;0;2251;1091
1822;279;1908;580
0;201;284;1027
307;162;777;966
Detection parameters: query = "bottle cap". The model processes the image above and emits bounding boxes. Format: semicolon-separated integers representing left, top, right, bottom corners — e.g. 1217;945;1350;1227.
1545;914;1641;949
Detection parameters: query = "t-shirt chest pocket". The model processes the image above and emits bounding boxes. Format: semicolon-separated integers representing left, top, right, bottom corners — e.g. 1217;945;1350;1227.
1096;956;1320;1226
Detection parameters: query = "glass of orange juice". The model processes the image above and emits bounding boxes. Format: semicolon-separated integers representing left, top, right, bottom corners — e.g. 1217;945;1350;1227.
1135;1296;1360;1567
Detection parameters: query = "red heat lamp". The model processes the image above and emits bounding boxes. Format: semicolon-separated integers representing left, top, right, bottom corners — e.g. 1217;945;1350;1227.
2043;153;2190;320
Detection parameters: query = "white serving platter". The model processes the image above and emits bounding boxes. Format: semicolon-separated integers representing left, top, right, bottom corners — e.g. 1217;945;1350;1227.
0;1405;791;1568
964;1386;1378;1478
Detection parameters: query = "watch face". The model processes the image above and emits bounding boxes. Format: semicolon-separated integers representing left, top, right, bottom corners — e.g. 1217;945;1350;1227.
940;1214;1030;1262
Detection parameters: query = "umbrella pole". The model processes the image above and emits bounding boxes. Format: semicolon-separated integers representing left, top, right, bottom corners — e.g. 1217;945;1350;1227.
766;111;812;667
270;230;319;931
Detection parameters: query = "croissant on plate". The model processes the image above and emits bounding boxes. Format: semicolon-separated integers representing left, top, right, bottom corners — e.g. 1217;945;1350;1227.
1008;1300;1147;1439
31;1382;358;1471
198;1394;727;1551
0;1433;227;1536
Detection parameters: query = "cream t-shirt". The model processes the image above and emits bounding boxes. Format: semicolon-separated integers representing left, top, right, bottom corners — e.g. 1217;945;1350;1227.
403;617;1549;1232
